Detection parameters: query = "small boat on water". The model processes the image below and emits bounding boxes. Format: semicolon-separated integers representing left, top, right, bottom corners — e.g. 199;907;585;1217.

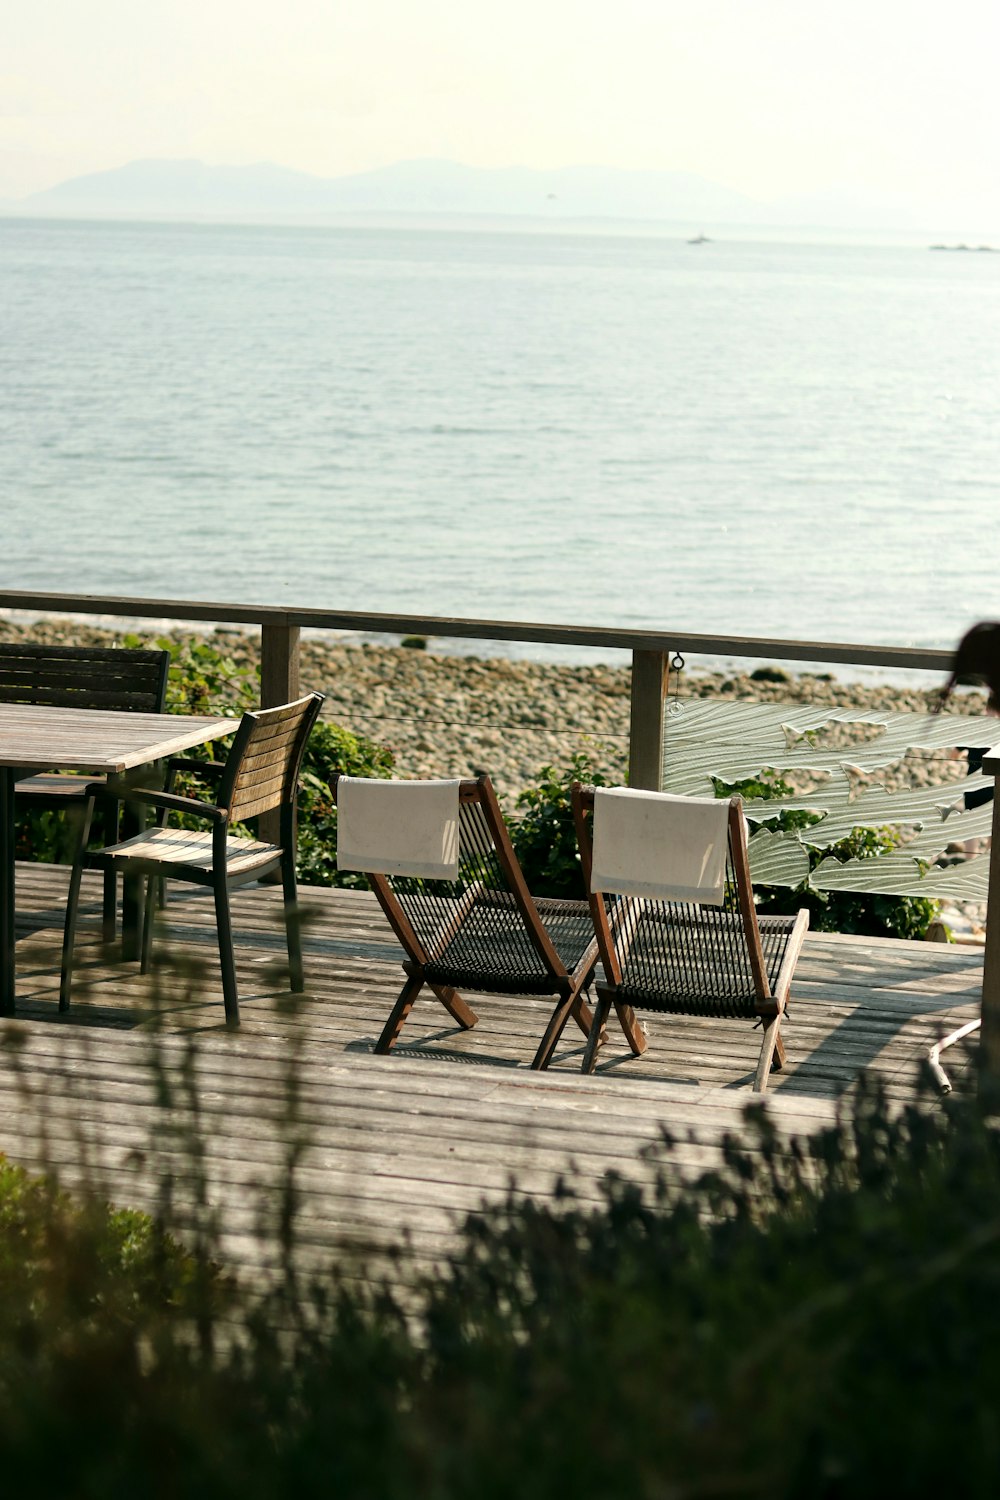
688;233;712;245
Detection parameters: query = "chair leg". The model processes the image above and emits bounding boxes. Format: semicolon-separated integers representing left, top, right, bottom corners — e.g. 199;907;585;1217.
754;1013;784;1093
534;987;605;1071
615;1000;648;1056
281;850;304;993
581;993;614;1074
101;872;117;947
375;973;424;1054
140;871;158;974
120;801;145;962
213;879;240;1026
100;798;119;945
428;983;478;1029
773;1029;787;1073
59;799;96;1014
533;993;577;1071
570;990;598;1039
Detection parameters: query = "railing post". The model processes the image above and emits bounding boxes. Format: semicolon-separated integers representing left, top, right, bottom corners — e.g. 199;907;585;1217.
260;621;301;711
628;649;667;791
979;743;1000;1108
259;621;302;853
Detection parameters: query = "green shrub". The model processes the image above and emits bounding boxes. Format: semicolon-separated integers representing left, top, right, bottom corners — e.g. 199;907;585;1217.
406;1078;1000;1498
156;634;260;718
791;824;940;940
0;1172;220;1493
506;752;612;899
5;1077;1000;1495
295;720;395;888
715;773;941;940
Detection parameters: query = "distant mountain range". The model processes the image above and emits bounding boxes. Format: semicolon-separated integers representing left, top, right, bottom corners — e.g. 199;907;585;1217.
0;157;971;236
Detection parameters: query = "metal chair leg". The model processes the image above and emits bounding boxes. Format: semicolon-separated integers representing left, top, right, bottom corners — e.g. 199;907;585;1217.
60;797;95;1013
213;879;240;1026
281;850;303;993
100;797;119;945
140;870;158;974
119;800;146;962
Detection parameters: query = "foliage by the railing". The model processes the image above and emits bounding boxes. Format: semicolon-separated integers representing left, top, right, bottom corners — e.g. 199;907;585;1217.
506;753;612;899
153;632;260;717
295;722;395;887
10;634;991;928
715;773;941;939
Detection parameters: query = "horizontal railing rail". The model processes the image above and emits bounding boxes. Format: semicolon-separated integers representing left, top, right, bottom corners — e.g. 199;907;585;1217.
0;589;957;672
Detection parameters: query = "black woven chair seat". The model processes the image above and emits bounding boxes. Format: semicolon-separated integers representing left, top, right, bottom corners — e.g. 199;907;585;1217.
615;904;799;1020
421;892;594;995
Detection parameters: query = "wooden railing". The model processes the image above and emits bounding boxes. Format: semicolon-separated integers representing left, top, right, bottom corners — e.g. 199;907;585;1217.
4;587;999;1101
0;587;957;794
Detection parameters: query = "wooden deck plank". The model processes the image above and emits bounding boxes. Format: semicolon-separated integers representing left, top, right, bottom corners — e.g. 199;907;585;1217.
0;862;982;1290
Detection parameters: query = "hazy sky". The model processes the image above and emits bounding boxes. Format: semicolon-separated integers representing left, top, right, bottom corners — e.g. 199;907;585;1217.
3;0;999;220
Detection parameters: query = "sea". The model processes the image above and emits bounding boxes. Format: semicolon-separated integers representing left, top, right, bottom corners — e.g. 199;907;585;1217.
3;215;999;676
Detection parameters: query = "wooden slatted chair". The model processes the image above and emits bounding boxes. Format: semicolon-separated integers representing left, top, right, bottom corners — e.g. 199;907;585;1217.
60;693;324;1025
0;642;171;939
331;773;602;1068
571;784;809;1091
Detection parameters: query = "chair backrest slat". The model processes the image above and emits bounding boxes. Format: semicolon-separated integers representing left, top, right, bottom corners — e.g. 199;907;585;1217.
222;694;324;824
0;643;170;712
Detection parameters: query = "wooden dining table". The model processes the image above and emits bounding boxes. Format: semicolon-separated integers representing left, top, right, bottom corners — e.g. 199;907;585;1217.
0;701;240;1015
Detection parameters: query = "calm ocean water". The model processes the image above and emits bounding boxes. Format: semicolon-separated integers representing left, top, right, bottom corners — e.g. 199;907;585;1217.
2;217;999;669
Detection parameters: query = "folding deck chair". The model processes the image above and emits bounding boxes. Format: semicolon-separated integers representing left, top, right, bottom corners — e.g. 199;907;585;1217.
571;784;809;1091
332;773;602;1068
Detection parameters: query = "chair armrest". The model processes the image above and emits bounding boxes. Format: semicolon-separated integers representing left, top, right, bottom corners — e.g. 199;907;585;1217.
165;756;228;779
113;786;229;823
161;756;227;795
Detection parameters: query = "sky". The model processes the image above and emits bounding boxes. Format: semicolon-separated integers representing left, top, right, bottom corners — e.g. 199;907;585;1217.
3;0;999;225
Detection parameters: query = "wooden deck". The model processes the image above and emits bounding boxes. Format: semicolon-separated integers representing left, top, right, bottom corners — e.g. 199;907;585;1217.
0;862;985;1288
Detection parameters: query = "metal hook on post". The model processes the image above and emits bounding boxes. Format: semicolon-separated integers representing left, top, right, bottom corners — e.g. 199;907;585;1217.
666;652;685;716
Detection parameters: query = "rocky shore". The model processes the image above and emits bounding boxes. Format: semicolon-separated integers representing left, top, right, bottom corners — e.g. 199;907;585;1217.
0;614;985;804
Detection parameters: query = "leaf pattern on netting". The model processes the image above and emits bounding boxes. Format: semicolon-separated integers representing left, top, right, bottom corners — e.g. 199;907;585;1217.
661;699;995;896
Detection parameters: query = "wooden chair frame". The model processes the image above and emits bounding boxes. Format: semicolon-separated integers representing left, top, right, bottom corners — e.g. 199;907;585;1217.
331;773;601;1068
60;693;324;1025
571;784;809;1092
